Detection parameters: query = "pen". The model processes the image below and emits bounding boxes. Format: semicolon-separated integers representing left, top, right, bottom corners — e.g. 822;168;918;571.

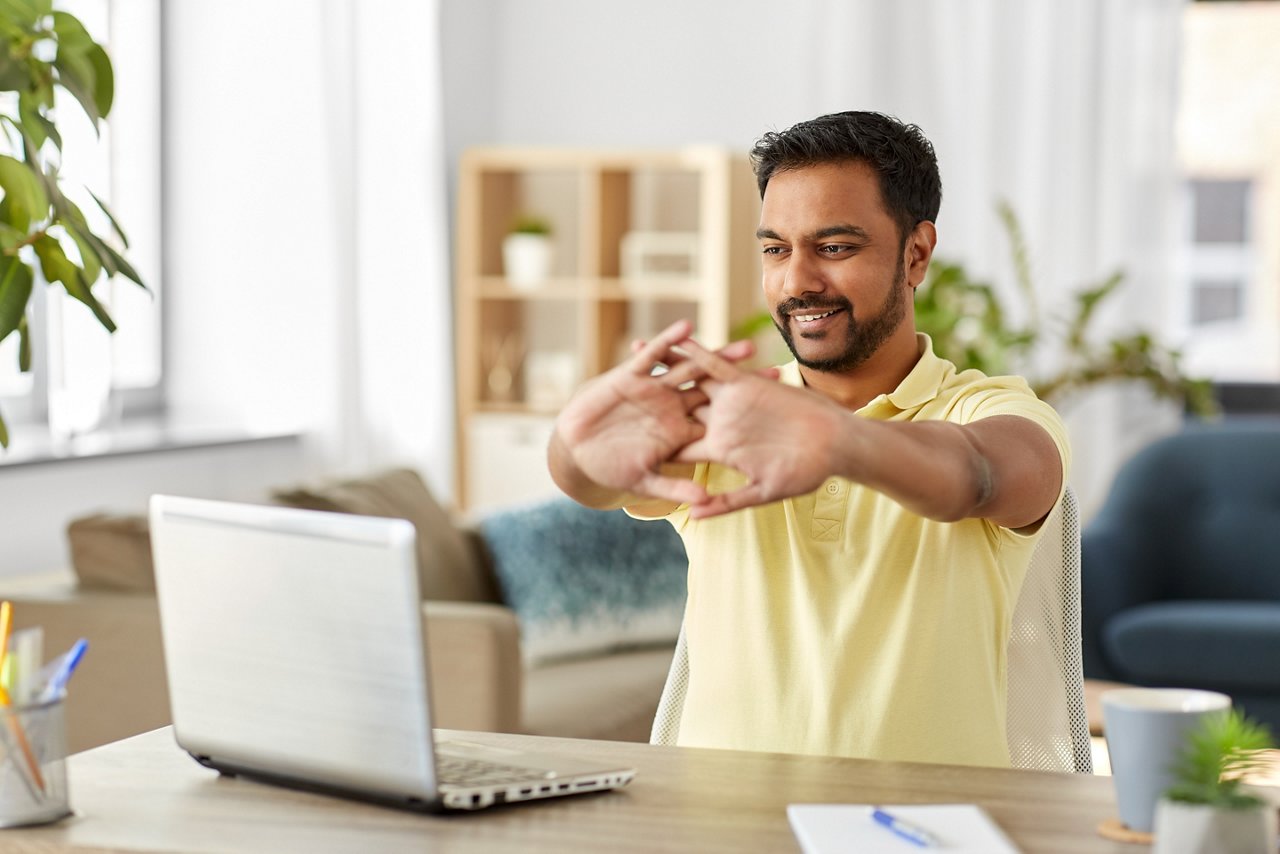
38;638;88;702
872;808;940;848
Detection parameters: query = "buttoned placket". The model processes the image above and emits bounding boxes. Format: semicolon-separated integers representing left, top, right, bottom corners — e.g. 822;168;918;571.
811;478;848;541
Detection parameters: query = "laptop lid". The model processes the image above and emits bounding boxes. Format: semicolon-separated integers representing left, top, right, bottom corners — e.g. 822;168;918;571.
149;494;440;803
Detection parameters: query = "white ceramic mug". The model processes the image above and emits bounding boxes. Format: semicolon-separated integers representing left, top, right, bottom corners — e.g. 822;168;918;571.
1102;687;1232;834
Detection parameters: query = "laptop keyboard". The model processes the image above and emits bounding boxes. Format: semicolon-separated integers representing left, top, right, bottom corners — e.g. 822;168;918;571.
435;755;555;788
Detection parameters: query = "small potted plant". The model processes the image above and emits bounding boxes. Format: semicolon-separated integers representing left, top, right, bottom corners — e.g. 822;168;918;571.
1154;708;1277;854
502;213;554;291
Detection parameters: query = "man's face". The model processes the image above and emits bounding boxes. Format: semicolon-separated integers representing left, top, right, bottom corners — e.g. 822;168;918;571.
757;161;911;373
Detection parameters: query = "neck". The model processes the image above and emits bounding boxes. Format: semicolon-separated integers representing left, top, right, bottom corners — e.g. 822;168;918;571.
796;328;922;411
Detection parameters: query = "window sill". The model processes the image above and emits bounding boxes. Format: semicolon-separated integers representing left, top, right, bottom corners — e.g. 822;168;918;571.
0;415;302;470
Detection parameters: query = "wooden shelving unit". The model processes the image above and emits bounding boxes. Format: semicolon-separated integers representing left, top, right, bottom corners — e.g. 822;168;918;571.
454;146;762;512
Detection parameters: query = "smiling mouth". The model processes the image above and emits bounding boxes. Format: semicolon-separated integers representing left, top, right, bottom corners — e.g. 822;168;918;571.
791;308;842;324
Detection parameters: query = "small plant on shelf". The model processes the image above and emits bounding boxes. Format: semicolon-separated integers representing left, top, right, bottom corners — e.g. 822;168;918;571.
509;213;552;237
503;213;554;289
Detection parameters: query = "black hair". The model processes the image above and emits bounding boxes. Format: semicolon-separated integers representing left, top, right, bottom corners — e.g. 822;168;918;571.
750;111;942;244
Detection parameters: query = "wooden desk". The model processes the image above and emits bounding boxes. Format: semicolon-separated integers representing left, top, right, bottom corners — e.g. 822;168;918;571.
4;727;1133;853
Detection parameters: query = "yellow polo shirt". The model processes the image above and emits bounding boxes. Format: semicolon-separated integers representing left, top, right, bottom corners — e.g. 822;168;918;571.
662;334;1069;767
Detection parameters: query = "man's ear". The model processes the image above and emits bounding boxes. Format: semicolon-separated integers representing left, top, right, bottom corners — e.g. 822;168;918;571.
905;221;938;290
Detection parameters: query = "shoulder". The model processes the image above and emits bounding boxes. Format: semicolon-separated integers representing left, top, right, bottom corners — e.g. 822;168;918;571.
931;369;1071;484
935;369;1059;426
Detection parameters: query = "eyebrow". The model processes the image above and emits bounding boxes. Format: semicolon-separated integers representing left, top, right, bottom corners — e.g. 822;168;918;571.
756;223;870;242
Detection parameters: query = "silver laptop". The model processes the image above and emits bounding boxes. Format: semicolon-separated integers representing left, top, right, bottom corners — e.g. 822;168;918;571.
149;494;636;812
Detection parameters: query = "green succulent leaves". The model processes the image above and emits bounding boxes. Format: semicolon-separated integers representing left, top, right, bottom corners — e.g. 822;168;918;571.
1165;708;1274;809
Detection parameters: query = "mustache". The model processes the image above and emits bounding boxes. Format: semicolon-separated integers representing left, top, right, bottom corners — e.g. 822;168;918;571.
776;297;852;317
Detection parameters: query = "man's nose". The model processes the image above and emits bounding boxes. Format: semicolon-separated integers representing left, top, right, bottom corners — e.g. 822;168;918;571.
781;250;826;300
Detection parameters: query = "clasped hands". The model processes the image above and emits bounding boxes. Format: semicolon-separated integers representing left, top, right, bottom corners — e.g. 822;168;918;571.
552;319;847;519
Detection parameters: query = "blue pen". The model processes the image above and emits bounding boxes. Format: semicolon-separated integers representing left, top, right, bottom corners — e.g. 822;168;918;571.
872;808;940;849
38;638;88;703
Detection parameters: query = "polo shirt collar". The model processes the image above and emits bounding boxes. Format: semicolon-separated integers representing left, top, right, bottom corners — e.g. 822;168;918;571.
775;333;955;413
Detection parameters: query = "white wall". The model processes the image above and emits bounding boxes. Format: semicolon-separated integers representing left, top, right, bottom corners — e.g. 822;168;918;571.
165;0;454;493
442;0;828;170
0;438;307;576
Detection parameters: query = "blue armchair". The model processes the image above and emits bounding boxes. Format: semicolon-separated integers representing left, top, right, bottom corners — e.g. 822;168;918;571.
1081;423;1280;731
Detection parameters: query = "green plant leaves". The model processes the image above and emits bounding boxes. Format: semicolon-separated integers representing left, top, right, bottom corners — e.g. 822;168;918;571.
915;258;1035;378
0;3;135;448
1166;708;1274;808
0;251;32;341
52;191;145;290
33;232;114;331
914;203;1218;417
0;256;32;447
1066;270;1124;350
0;152;48;230
17;89;59;151
87;188;128;248
0;0;50;31
50;11;112;127
0;42;28;90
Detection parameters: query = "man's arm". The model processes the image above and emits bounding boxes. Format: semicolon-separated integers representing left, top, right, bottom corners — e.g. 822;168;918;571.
674;340;1063;528
824;414;1062;528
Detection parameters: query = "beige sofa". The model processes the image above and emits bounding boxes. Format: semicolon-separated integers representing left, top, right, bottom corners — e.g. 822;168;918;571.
1;470;679;755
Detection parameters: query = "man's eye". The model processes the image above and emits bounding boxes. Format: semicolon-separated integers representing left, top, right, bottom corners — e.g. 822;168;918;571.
762;246;787;256
819;244;853;255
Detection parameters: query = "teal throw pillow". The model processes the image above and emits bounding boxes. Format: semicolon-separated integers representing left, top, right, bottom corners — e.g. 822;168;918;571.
479;499;687;666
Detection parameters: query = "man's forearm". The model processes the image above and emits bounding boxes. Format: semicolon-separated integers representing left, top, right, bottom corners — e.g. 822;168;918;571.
831;414;1062;528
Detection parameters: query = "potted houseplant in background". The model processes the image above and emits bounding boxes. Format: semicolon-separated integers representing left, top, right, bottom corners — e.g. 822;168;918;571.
1154;708;1276;854
0;0;144;447
502;213;554;291
913;201;1216;417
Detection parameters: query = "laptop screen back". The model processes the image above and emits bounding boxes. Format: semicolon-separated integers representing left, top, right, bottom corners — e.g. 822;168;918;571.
149;495;437;798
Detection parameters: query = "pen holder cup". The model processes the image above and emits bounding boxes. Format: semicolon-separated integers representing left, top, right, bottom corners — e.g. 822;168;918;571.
0;695;71;828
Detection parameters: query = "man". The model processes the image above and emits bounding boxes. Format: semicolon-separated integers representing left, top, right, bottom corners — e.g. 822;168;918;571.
548;111;1069;768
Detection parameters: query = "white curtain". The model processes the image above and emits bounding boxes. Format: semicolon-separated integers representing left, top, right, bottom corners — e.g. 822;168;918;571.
320;0;456;502
813;0;1188;518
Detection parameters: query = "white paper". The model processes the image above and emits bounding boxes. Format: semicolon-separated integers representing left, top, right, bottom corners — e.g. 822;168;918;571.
787;804;1022;853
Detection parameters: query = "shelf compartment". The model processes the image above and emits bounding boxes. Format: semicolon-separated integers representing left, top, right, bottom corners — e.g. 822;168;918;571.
472;167;583;278
595;167;703;279
475;300;582;409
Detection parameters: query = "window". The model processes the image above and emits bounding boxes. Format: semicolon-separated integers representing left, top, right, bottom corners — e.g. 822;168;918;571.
1186;178;1252;327
1174;2;1280;383
0;0;162;439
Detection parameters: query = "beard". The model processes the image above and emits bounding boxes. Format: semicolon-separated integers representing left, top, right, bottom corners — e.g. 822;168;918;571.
772;256;909;373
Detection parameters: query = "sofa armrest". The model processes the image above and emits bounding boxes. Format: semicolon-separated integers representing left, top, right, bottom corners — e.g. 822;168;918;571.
422;600;521;734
